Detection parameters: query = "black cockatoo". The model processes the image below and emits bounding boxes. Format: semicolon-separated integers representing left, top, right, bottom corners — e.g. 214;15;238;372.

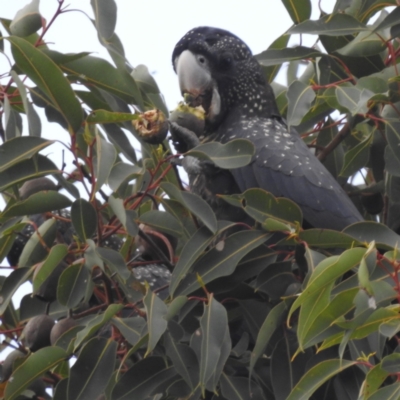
170;27;363;230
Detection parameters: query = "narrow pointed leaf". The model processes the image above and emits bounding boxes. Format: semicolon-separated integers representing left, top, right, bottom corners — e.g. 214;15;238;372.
2;191;72;218
288;14;367;36
281;0;311;24
8;36;83;132
165;334;199;389
94;133;117;196
161;182;217;234
11;71;41;136
143;289;168;356
0;137;53;173
111;357;176;400
112;316;146;346
57;262;90;308
256;47;323;66
0;267;32;315
250;301;286;375
5;347;67;400
9;0;41;37
71;199;97;242
286;360;357;400
18;218;57;268
97;247;130;280
32;244;68;294
286;80;316;128
186;139;255;169
138;210;182;238
68;337;117;400
74;304;123;350
174;230;270;296
169;225;215;296
91;0;117;39
199;295;229;393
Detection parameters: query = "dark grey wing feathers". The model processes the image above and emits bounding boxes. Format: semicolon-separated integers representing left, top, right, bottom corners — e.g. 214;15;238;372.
218;116;363;230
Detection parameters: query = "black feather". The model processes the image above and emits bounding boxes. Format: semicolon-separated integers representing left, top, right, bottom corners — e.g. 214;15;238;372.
173;27;363;230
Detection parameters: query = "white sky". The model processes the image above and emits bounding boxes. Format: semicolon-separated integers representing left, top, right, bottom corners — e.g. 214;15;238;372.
1;0;329;111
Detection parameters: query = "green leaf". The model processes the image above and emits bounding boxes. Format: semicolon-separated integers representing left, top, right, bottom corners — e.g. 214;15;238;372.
281;0;311;24
344;222;400;250
57;262;90;308
366;383;400;400
108;196;139;237
165;334;199;390
0;155;59;192
0;267;32;315
250;301;287;375
143;289;168;356
239;188;303;226
2;191;72;218
169;225;216;296
384;119;400;165
258;34;290;83
286;80;316;127
3;96;22;140
71;199;97;242
198;295;230;394
111;316;146;346
220;373;254;400
111;357;176;400
0;137;53;173
340;132;373;177
161;182;217;234
288;14;367;36
97;247;130;281
62;55;143;109
108;162;142;192
300;288;358;349
256;46;323;67
288;248;366;319
94;133;117;196
4;347;67;400
294;229;363;249
74;304;123;351
32;244;68;294
138;210;182;238
90;0;117;39
8;36;83;132
174;230;270;296
373;6;400;32
68;337;117;400
9;0;41;37
11;71;41;136
337;31;386;57
18;218;57;268
86;109;139;124
186;139;255;169
286;359;357;400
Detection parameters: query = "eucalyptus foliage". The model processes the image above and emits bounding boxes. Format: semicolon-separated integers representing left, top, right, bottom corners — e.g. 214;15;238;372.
1;1;400;399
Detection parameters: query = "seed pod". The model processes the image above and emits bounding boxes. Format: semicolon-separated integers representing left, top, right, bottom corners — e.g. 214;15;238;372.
169;102;205;139
19;177;57;200
50;317;78;345
21;314;54;352
133;109;168;144
1;350;26;382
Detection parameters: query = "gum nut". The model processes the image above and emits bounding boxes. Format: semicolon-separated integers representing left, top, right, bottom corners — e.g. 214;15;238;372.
169;102;205;138
1;350;25;382
132;109;168;144
19;177;57;200
50;317;77;345
21;314;55;352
